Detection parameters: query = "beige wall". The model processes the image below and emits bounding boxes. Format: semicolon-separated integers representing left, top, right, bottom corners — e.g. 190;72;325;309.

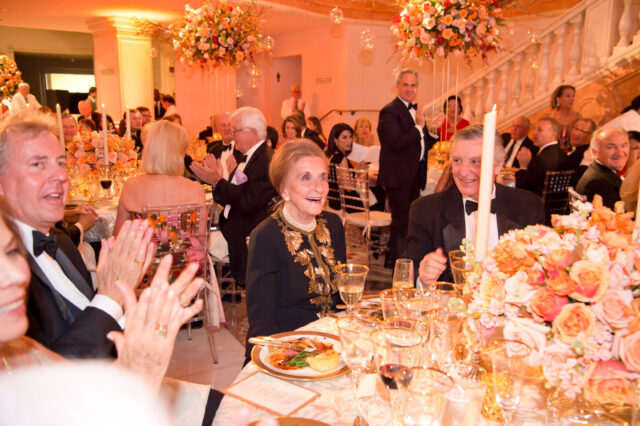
0;26;93;58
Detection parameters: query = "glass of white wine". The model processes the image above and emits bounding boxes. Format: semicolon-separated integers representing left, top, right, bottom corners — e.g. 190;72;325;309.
335;264;369;313
392;258;414;289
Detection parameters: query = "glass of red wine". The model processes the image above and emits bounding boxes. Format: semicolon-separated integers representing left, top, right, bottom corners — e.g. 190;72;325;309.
99;166;113;202
371;325;424;425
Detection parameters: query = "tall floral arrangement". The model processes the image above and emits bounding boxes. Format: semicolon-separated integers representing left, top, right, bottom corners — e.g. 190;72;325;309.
67;131;137;173
0;55;22;99
169;0;265;68
465;196;640;405
391;0;505;61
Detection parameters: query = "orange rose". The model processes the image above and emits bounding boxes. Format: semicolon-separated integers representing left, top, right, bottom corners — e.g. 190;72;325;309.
570;260;609;302
85;153;98;165
544;249;572;271
583;360;632;405
600;231;630;250
459;9;468;19
530;288;568;322
616;331;640;373
546;272;577;296
442;28;454;40
442;15;453;26
552;303;597;345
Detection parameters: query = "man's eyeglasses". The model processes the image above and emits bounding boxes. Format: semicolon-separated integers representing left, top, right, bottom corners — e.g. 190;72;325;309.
572;126;593;134
231;127;251;136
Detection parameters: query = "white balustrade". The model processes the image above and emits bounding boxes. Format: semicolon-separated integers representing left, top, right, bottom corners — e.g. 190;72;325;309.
499;63;510;116
568;13;584;78
510;55;523;110
474;79;485;121
552;24;568;85
616;0;633;47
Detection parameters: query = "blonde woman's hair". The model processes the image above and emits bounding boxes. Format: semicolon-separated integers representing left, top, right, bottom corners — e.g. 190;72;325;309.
141;120;188;176
269;139;326;194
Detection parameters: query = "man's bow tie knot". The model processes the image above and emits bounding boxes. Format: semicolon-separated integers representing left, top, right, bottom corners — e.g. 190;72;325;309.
407;103;418;110
221;144;232;152
239;154;248;163
33;230;58;257
465;199;497;216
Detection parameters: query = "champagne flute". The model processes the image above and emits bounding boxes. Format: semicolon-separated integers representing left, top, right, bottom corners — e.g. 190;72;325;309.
392;258;414;289
335;264;368;314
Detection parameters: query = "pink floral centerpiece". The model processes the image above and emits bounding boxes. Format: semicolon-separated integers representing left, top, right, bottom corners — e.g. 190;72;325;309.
465;196;640;405
0;55;22;99
169;0;265;69
391;0;505;62
67;131;137;174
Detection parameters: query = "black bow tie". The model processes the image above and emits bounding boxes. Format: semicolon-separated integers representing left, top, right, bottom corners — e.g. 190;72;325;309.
239;154;248;163
33;230;58;257
465;199;497;216
407;103;418;110
221;144;233;152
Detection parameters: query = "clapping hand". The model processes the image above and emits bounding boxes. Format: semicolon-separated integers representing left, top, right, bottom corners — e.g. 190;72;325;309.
107;254;203;391
428;112;446;135
516;147;532;169
418;247;447;285
225;154;237;173
192;154;223;185
96;219;155;306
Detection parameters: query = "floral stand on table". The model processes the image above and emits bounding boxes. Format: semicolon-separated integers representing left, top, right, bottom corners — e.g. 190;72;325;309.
463;195;639;424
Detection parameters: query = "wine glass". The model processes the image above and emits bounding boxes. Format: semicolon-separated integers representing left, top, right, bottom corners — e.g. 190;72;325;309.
335;315;379;416
392;258;414;289
371;323;425;425
450;259;473;287
397;367;453;426
334;264;368;314
99;166;113;202
380;288;421;320
484;339;531;425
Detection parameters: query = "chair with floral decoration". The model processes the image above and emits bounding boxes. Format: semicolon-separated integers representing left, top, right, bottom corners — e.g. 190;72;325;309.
132;200;222;364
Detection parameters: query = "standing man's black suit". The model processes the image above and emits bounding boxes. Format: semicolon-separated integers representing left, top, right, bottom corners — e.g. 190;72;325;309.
378;97;438;266
576;161;622;209
515;143;568;196
501;134;538;168
25;228;119;359
212;142;278;283
403;184;545;282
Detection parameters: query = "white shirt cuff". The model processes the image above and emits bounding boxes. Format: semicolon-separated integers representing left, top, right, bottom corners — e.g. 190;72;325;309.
74;222;84;243
415;124;424;138
415;277;425;290
90;294;124;328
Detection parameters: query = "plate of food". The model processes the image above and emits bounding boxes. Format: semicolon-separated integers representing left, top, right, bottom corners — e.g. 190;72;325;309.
250;331;349;381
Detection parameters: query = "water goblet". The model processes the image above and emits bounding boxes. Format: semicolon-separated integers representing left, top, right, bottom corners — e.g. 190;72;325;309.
442;362;486;426
392;258;414;289
450;260;473;287
448;249;466;265
397;366;453;426
483;339;531;425
335;264;368;314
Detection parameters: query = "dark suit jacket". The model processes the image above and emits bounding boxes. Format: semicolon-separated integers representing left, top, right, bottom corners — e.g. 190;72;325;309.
377;97;438;189
515;143;567;196
207;140;244;163
501;135;537;168
403;184;545;282
26;229;120;359
301;128;325;150
564;145;589;187
213;142;278;282
576;161;622;209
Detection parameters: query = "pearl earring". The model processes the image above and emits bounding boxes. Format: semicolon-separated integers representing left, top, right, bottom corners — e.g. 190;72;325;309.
283;194;290;202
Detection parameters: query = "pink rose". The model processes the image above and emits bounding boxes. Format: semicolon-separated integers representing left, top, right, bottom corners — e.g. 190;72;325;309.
583;360;632;405
504;317;550;366
504;270;536;305
593;289;634;329
107;151;118;163
569;260;609;302
118;152;129;163
614;330;640;373
529;288;568;322
552;303;597;345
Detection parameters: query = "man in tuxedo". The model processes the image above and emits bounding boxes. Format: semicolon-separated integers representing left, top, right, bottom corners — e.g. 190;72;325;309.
188;112;242;180
0;110;155;359
281;85;310;120
61;113;78;145
153;89;165;120
378;69;442;268
515;117;568;196
291;111;324;150
501;116;537;168
137;106;153;127
191;107;278;284
564;118;596;185
576;128;629;209
77;100;103;132
117;108;143;152
404;125;545;284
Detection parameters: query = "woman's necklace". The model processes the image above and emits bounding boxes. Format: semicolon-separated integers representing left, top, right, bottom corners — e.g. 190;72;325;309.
282;203;316;232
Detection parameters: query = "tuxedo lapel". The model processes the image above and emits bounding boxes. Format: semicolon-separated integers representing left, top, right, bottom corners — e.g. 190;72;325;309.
441;187;466;255
27;255;77;323
495;185;526;235
393;97;414;128
55;249;94;300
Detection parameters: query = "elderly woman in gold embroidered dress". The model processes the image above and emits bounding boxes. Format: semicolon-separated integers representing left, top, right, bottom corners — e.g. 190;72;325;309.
244;140;346;360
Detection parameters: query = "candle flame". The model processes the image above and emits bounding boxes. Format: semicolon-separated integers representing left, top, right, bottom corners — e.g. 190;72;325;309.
491;104;497;113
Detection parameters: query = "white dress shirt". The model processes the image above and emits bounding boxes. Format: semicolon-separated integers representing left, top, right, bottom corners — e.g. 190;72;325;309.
220;141;235;180
462;188;499;253
397;97;426;160
504;138;526;168
162;104;177;118
15;220;123;324
11;92;41;112
281;97;311;119
223;140;265;218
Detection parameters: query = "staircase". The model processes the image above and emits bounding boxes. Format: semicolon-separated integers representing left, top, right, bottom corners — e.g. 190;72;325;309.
426;0;640;129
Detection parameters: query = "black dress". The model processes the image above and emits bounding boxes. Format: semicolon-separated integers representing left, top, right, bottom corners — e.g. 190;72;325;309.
245;207;347;359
